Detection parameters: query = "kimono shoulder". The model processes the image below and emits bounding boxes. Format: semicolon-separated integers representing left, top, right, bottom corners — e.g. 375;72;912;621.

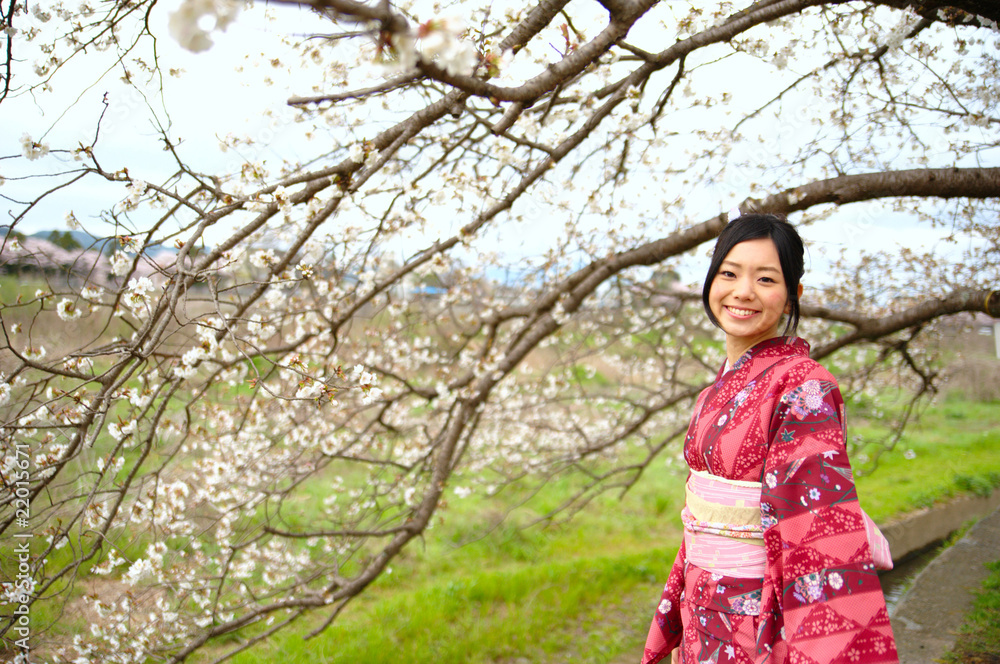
684;337;826;481
764;356;848;473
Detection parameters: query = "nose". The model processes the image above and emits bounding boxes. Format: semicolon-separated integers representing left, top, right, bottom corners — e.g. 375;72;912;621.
733;275;755;300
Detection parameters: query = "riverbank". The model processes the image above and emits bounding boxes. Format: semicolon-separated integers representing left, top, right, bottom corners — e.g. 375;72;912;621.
941;558;1000;664
891;497;1000;663
880;487;1000;562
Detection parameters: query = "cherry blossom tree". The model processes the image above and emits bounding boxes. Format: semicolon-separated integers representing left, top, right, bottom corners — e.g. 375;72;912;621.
1;0;998;661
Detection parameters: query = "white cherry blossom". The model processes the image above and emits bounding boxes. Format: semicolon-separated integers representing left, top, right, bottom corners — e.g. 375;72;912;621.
20;133;50;160
168;0;240;52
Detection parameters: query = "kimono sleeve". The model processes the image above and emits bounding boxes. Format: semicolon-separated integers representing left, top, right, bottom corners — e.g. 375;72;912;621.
759;371;898;664
641;541;685;664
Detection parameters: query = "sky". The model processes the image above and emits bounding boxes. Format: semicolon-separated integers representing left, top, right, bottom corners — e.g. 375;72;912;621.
1;0;311;235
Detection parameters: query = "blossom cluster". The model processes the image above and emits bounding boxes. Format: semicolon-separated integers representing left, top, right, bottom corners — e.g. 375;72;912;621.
385;17;480;76
168;0;240;52
20;133;50;160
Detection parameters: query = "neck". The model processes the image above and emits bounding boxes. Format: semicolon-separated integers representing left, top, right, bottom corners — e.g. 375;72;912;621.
725;333;780;366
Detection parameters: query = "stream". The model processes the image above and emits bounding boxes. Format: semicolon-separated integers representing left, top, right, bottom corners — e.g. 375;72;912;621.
880;540;946;612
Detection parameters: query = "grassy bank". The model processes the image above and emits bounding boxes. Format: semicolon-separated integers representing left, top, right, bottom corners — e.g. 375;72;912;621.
944;560;1000;664
203;393;1000;664
851;397;1000;522
229;549;668;664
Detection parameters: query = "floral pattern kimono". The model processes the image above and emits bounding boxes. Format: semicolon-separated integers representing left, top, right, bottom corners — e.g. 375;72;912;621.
642;337;898;664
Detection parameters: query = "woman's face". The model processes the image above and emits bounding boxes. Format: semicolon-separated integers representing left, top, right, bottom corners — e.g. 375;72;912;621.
708;237;795;353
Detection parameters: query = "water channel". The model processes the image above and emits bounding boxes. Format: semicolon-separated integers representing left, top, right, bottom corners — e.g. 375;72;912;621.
880;540;947;612
878;488;1000;613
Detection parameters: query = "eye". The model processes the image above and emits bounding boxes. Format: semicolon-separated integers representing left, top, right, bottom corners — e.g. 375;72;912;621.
759;276;776;283
719;270;736;278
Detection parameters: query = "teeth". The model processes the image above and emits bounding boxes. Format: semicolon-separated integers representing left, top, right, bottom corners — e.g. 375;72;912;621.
727;306;757;316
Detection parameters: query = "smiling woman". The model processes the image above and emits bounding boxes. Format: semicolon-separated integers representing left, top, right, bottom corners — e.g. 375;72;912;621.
702;214;806;366
707;236;803;365
642;213;897;664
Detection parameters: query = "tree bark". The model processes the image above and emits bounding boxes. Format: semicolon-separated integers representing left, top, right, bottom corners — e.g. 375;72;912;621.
876;0;1000;26
744;167;1000;214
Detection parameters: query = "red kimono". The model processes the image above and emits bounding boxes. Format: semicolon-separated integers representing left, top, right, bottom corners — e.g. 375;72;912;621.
642;337;898;664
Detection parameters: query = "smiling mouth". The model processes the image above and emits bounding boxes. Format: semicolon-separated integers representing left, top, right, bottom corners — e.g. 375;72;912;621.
725;306;759;317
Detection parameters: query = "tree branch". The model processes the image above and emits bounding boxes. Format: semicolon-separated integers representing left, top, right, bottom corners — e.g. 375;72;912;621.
744;167;1000;214
809;288;1000;358
874;0;1000;26
288;0;409;32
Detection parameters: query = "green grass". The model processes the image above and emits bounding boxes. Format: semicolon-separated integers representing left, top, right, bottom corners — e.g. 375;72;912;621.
569;363;613;389
851;395;1000;522
225;549;670;664
943;560;1000;664
0;272;49;304
193;451;690;663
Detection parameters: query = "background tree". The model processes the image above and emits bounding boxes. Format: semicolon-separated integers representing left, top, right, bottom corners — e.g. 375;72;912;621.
1;0;998;662
45;231;81;251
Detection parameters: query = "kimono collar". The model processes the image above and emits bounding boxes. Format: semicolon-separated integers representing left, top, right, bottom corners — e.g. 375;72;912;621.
721;336;810;378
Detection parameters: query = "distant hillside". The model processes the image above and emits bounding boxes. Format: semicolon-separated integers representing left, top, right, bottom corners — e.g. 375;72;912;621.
28;229;101;251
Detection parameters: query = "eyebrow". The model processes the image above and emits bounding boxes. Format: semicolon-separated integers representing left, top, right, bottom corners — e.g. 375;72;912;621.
720;260;782;274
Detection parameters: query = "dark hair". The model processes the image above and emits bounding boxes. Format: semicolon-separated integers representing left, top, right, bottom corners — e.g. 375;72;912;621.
701;213;805;336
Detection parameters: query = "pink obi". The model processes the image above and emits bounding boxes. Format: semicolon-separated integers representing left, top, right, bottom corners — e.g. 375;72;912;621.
681;469;894;577
682;470;766;578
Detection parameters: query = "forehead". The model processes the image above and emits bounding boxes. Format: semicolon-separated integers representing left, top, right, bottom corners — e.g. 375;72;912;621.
721;237;782;268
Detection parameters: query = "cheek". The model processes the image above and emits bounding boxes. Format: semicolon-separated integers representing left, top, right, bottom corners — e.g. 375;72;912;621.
773;293;791;315
708;284;726;310
706;281;718;300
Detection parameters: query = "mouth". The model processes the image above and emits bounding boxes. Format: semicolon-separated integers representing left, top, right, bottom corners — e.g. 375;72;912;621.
724;305;759;318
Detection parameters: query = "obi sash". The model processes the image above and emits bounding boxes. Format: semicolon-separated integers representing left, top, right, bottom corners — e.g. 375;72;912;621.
682;469;766;578
681;468;893;577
